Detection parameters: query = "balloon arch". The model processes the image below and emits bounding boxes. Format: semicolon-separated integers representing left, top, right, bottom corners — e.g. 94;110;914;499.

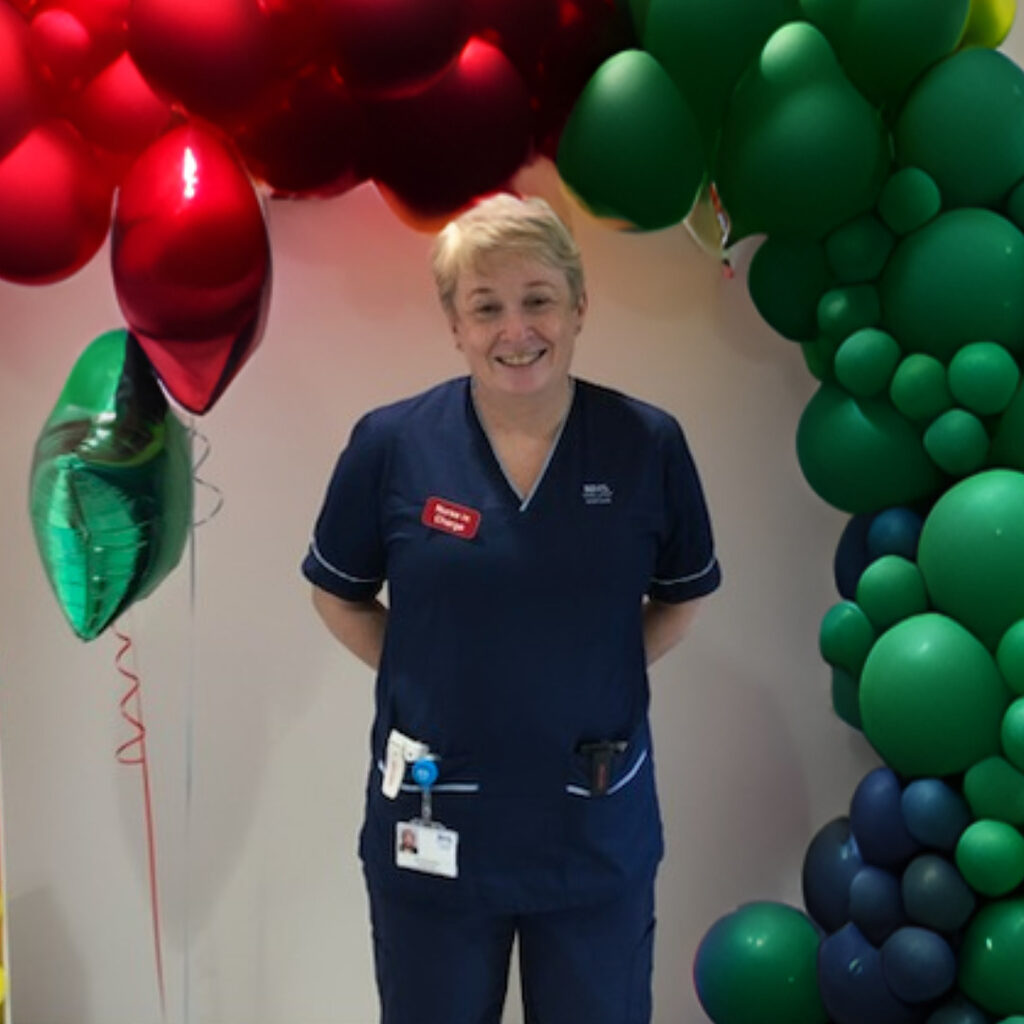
4;0;1024;1021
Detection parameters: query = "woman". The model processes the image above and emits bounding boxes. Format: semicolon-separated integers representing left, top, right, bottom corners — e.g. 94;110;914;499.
302;194;720;1024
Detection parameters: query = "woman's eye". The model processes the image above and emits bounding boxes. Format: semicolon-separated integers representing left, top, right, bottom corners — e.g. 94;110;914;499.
474;303;500;317
525;296;551;309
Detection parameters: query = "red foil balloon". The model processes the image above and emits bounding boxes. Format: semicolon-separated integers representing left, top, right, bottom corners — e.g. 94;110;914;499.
234;66;365;197
0;119;113;284
128;0;275;122
368;37;533;217
111;124;271;414
72;52;175;171
0;2;43;161
323;0;469;96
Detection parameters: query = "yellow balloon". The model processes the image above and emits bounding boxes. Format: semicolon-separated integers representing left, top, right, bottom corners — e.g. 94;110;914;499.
960;0;1016;48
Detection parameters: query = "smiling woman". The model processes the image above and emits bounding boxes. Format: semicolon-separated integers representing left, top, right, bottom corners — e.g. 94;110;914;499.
301;193;721;1024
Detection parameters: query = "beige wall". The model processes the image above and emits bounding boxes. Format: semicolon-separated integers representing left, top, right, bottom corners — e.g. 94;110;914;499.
3;26;1000;1015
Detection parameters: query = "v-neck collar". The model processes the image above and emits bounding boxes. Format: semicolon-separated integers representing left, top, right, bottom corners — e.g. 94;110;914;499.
467;377;578;512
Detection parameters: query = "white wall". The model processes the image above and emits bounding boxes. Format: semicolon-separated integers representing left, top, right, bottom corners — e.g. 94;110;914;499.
0;107;926;1022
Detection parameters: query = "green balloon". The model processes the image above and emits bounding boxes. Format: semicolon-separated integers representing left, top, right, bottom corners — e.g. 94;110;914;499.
923;408;990;477
964;757;1024;826
801;337;839;382
643;0;798;158
989;384;1024;470
832;667;863;730
889;353;954;422
877;167;942;236
824;213;894;283
557;50;705;231
918;470;1024;650
860;613;1007;776
820;600;876;675
948;342;1021;416
880;209;1024;362
1003;699;1024;771
694;902;827;1024
895;48;1024;209
799;0;969;106
797;384;942;514
834;328;902;398
960;897;1024;1013
998;625;1024;697
29;330;193;641
715;22;890;239
749;236;833;342
855;555;929;632
1007;178;1024;233
817;284;880;341
956;823;1024;898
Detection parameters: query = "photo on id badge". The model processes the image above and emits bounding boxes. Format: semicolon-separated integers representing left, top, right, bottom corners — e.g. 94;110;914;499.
395;820;459;878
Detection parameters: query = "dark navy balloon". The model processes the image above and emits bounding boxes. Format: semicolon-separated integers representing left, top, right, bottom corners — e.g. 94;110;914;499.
849;866;908;945
851;767;922;868
901;779;972;852
818;923;923;1024
881;927;956;1003
802;816;863;932
901;854;976;933
835;513;872;598
924;995;993;1024
867;507;924;562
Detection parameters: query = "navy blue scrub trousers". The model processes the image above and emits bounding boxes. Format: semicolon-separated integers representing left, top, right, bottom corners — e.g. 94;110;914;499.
365;878;656;1024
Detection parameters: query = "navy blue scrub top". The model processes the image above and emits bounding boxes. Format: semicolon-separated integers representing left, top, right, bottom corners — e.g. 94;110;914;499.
302;377;721;913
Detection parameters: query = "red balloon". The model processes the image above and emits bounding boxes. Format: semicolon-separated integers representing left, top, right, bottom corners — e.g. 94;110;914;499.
0;2;43;160
529;0;635;158
0;119;113;284
367;37;533;217
465;0;559;74
111;124;271;414
234;66;365;197
323;0;469;96
128;0;275;122
72;52;175;163
30;0;129;92
260;0;334;78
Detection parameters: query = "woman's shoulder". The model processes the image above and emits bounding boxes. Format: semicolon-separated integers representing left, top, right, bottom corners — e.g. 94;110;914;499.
575;378;684;441
354;377;467;438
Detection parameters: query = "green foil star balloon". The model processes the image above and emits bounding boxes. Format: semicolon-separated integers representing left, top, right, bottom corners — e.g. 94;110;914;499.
29;329;192;641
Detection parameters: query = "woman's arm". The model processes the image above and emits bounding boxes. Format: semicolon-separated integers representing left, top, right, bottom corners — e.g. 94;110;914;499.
643;597;704;666
311;586;389;671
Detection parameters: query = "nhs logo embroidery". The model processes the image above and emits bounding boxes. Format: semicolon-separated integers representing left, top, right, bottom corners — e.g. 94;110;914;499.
582;483;613;505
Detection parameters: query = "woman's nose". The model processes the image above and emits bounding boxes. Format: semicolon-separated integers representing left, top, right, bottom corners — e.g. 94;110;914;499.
499;308;530;340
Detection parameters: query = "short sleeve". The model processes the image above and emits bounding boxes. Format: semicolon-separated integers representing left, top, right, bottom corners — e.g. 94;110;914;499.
648;420;721;603
301;413;388;602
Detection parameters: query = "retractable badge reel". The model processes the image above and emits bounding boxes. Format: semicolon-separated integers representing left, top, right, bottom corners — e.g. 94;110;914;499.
394;748;459;878
411;757;438;824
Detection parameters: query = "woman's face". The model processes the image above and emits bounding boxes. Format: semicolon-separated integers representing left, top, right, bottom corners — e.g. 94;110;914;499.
448;250;586;402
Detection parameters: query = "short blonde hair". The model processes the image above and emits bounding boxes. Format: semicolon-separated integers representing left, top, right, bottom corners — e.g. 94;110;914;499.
431;194;584;315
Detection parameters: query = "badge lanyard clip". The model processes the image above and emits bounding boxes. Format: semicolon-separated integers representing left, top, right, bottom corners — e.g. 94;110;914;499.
411;756;438;825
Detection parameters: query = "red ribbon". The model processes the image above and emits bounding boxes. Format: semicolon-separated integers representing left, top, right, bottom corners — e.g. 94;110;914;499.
113;627;166;1018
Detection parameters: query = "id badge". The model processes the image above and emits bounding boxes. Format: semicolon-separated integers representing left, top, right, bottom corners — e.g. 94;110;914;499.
395;820;459;879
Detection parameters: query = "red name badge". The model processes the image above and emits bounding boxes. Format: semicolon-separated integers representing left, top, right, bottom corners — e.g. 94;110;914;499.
421;497;481;540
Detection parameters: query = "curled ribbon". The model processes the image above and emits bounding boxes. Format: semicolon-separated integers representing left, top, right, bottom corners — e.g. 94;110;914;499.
114;626;166;1020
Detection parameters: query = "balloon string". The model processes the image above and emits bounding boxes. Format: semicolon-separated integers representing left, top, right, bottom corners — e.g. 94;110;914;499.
189;426;224;528
113;624;167;1021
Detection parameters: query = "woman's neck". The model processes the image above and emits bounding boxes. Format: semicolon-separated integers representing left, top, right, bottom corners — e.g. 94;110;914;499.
471;377;575;440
